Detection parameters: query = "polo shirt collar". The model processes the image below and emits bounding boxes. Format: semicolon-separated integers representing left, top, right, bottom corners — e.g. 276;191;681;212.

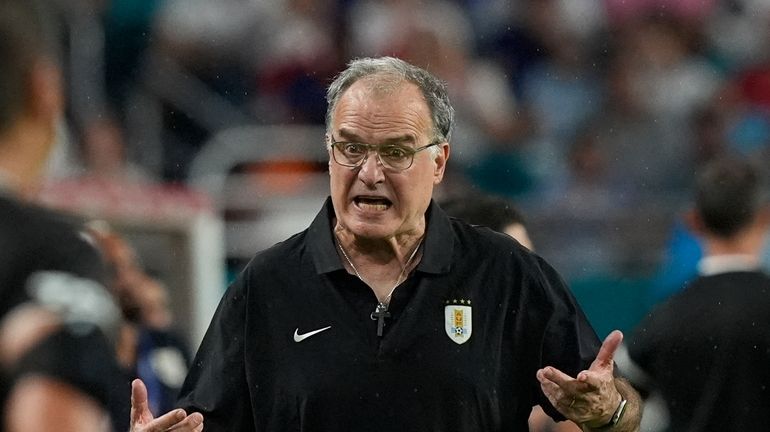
697;254;761;276
418;200;453;274
308;197;454;276
308;197;343;274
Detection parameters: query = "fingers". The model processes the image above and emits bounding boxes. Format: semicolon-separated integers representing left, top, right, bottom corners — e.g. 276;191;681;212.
537;366;591;393
131;378;204;431
166;412;204;431
536;331;626;425
591;330;623;370
138;410;204;432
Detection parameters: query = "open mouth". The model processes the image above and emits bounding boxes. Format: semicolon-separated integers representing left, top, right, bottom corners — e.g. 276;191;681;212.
354;196;392;211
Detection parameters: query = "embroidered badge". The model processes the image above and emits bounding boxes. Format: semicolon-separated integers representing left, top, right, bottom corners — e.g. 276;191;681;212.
444;299;472;344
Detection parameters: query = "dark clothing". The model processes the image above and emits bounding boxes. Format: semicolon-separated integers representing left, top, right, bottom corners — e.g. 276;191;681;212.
629;270;770;432
179;198;601;431
0;194;128;432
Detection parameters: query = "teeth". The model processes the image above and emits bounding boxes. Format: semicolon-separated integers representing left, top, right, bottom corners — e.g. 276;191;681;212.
357;201;389;211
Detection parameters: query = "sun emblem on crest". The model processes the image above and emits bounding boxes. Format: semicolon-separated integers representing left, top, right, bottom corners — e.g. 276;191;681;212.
444;298;472;344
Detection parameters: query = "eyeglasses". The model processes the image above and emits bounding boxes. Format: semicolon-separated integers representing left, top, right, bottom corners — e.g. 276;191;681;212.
329;136;440;172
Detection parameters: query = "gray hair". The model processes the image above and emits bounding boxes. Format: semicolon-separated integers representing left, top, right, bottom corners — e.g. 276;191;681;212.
325;57;455;150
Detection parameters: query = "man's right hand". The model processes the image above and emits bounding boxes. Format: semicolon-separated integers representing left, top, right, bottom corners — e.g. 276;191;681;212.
130;379;203;432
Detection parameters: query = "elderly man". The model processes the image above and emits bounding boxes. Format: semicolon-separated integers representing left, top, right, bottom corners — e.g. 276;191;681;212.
131;57;641;432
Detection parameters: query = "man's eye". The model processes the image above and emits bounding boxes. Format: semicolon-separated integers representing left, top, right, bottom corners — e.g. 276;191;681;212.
343;143;366;155
381;146;409;159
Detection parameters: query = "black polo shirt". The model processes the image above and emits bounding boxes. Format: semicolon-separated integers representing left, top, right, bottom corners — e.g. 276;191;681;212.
629;270;770;431
178;198;601;431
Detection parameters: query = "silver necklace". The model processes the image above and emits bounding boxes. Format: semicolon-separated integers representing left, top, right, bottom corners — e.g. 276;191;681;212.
337;237;422;336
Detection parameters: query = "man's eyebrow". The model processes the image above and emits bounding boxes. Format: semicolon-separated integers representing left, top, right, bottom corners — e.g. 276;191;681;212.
382;136;415;145
336;129;416;145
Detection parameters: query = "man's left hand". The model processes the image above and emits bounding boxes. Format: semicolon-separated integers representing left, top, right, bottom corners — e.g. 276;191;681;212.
536;330;624;428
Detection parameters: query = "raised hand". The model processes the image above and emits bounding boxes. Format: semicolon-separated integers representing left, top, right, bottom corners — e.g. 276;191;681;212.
536;330;624;428
130;379;204;432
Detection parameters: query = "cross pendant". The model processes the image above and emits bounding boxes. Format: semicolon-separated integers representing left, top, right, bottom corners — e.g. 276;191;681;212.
370;303;391;337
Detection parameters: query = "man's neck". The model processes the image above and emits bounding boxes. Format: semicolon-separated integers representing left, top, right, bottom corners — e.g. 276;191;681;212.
0;167;23;196
699;230;766;275
0;123;51;198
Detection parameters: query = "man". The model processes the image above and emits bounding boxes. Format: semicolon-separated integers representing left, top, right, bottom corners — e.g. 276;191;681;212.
0;1;181;430
628;157;770;431
132;57;640;431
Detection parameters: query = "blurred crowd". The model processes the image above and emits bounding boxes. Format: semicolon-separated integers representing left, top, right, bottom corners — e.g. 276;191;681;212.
45;0;770;188
37;0;770;311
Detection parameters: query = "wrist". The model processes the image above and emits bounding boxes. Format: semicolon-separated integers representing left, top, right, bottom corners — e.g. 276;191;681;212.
586;398;628;430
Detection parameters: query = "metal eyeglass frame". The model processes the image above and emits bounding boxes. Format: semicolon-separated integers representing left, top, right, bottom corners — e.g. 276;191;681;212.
329;135;440;172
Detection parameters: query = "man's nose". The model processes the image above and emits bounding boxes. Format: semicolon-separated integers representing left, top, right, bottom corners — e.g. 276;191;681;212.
357;150;385;186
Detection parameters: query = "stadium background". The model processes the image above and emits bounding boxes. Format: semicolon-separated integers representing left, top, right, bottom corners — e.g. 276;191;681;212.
36;0;770;349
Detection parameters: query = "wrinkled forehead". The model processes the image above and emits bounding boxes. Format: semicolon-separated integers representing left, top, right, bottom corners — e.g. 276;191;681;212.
357;73;410;96
332;80;433;141
335;77;429;116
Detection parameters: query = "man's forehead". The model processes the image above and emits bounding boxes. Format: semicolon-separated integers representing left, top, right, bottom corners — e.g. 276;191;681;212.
343;76;422;101
332;78;432;140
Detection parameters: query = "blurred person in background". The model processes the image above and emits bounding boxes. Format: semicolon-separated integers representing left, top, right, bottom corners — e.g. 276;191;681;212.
440;193;533;251
0;0;131;430
86;222;192;418
131;56;641;432
627;156;770;431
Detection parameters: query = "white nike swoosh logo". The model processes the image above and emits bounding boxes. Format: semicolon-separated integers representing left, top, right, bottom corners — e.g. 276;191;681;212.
293;326;332;342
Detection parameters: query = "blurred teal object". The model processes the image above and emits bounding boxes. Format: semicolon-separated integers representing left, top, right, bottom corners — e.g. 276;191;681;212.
466;150;535;198
569;274;651;340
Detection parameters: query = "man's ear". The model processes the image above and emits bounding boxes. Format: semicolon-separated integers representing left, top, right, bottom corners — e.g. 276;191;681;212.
26;58;62;124
684;208;706;236
433;142;450;184
753;204;770;230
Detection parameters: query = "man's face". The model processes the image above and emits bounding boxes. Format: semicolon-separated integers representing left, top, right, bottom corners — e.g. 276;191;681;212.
328;79;449;241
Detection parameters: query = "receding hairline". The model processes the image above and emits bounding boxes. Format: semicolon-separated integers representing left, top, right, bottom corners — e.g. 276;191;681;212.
330;73;430;117
325;57;454;146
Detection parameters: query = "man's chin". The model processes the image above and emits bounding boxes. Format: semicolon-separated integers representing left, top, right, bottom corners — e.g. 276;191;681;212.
344;219;395;240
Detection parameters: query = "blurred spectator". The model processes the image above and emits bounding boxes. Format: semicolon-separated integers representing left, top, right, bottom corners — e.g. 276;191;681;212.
575;36;698;202
87;222;191;417
0;0;128;430
604;0;717;28
78;115;155;182
440;193;533;250
252;0;344;124
514;0;605;189
627;156;770;431
704;0;770;72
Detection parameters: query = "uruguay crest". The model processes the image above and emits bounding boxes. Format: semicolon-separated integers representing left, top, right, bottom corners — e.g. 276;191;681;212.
444;299;472;344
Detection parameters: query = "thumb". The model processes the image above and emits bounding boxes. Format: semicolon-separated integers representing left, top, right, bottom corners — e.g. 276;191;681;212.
590;330;623;371
130;378;153;425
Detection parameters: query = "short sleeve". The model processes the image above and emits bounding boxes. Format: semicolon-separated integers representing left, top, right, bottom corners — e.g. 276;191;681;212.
176;271;254;431
531;257;602;421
